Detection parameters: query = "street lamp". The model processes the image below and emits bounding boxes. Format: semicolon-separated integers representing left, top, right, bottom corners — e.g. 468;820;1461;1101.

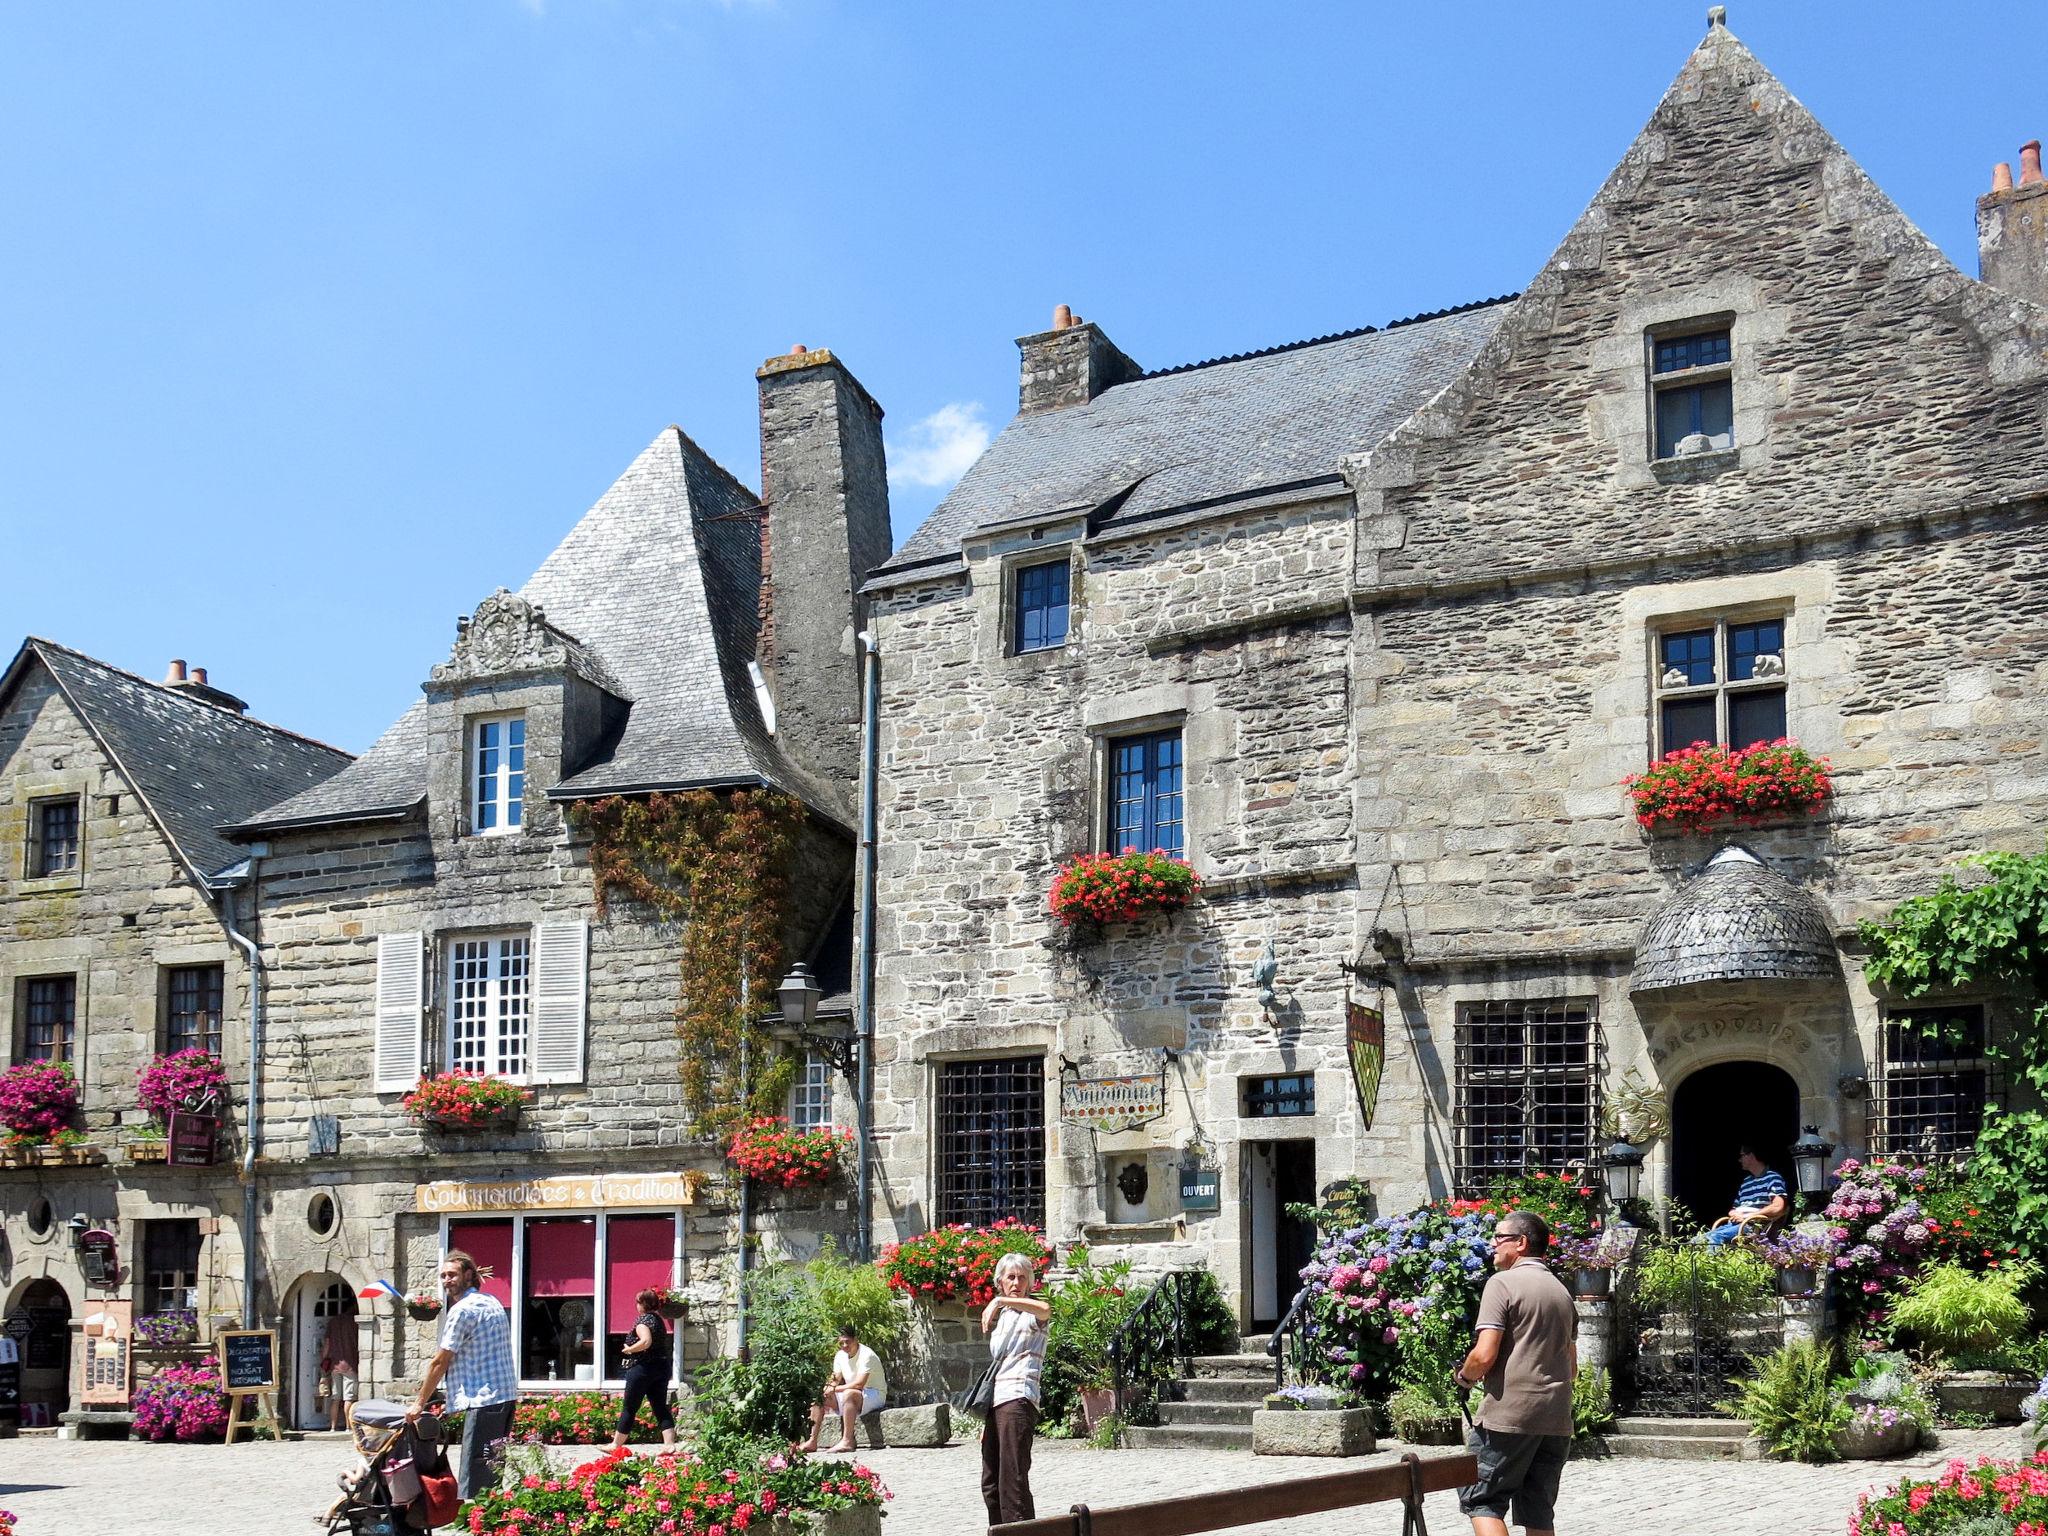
766;963;856;1079
1602;1137;1646;1223
1791;1125;1835;1210
775;962;822;1034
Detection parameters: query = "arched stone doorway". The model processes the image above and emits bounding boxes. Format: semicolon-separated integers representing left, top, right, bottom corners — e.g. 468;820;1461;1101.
6;1278;72;1428
1670;1060;1799;1226
284;1273;358;1430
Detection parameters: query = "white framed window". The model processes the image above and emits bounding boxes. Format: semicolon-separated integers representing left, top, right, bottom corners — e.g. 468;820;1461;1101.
472;714;526;834
789;1052;833;1130
449;934;532;1079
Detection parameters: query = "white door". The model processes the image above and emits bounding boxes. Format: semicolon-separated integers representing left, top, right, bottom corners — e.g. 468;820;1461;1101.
1246;1143;1278;1323
294;1278;353;1428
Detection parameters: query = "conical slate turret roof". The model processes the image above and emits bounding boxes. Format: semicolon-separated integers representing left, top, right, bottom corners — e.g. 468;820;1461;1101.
1630;846;1839;995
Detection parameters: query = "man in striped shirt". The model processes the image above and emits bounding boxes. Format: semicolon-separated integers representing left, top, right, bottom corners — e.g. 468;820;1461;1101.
1705;1144;1790;1246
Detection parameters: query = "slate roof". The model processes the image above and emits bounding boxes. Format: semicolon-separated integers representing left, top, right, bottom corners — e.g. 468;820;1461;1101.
1629;846;1840;995
0;638;353;882
235;427;847;837
878;299;1514;578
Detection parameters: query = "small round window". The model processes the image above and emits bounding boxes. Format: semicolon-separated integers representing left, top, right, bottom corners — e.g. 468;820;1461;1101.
308;1192;339;1238
26;1198;53;1239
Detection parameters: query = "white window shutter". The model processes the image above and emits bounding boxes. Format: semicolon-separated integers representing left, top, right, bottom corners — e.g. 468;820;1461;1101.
531;920;588;1085
373;933;425;1092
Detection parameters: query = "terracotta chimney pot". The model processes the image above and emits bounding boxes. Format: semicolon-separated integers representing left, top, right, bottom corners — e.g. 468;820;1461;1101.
1993;162;2015;193
1052;304;1074;331
2021;141;2044;187
165;659;187;684
192;667;208;686
789;343;807;356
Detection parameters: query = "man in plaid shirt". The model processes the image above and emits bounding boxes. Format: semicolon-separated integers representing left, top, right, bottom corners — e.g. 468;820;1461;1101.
410;1250;518;1498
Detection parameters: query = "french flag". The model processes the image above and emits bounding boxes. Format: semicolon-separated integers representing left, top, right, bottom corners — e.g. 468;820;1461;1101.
358;1278;403;1303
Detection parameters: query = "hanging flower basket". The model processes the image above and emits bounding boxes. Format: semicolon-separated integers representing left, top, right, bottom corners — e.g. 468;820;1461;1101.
726;1117;852;1189
402;1072;528;1131
405;1291;444;1322
652;1287;689;1322
1622;739;1832;834
1048;850;1201;927
136;1050;230;1126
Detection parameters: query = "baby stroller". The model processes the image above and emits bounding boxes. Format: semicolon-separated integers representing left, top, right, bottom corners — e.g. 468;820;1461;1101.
323;1399;460;1536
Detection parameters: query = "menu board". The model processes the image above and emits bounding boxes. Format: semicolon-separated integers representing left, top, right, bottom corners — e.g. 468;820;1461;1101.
218;1329;276;1392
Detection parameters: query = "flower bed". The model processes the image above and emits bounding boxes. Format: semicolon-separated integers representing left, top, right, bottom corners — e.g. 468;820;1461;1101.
1852;1448;2048;1535
402;1071;528;1130
446;1391;677;1445
728;1117;853;1189
461;1439;890;1535
137;1050;230;1123
133;1358;229;1441
1623;739;1831;833
0;1059;79;1141
876;1219;1051;1306
1048;850;1200;926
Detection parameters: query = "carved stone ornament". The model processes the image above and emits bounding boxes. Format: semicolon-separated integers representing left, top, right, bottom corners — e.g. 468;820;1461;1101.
429;589;628;696
1644;1010;1807;1068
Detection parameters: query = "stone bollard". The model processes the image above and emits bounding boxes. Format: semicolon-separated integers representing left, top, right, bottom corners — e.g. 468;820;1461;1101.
1781;1293;1826;1347
1574;1299;1611;1374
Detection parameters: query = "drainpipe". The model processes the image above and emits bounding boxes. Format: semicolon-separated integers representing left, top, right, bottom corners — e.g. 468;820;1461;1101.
736;968;751;1358
218;847;267;1330
854;631;880;1262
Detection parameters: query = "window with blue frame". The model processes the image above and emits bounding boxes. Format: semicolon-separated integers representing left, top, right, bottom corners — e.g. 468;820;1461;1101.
1655;615;1788;757
1012;559;1071;654
1109;729;1184;858
1651;327;1734;459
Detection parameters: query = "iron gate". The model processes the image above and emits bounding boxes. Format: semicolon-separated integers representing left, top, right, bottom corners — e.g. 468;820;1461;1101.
1614;1234;1783;1417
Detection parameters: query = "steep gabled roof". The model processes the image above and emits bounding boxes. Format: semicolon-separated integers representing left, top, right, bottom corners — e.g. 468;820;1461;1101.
0;638;352;882
235;426;847;837
878;299;1513;579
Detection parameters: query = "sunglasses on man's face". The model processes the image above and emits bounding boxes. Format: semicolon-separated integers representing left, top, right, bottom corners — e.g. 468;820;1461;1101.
1491;1232;1526;1245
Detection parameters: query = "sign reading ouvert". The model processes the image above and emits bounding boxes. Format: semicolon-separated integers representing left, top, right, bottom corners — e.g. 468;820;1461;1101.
415;1172;704;1214
1058;1073;1167;1132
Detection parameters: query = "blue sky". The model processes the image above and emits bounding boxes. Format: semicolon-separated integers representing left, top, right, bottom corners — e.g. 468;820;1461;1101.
3;2;2040;753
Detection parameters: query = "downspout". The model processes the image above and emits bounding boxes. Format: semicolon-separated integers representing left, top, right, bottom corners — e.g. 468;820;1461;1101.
736;967;751;1357
854;631;880;1261
218;847;266;1330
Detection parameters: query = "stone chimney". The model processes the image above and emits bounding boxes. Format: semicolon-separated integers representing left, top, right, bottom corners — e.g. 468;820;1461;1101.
162;659;249;714
755;345;893;794
1016;304;1141;414
1978;140;2048;307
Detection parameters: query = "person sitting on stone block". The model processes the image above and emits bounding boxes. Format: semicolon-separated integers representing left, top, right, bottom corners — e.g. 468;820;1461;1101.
796;1325;886;1455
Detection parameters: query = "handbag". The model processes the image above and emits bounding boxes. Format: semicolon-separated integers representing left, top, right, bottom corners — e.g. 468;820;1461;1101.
951;1310;1024;1416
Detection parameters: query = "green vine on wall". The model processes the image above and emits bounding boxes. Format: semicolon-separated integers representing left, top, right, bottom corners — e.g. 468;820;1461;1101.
569;788;805;1135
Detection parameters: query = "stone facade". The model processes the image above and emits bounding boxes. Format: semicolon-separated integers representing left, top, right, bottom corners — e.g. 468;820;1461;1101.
863;21;2048;1328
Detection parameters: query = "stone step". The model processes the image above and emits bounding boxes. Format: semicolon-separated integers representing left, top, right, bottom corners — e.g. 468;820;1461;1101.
1156;1399;1259;1427
1613;1416;1747;1440
1602;1432;1750;1461
1239;1334;1273;1355
1178;1376;1274;1404
1189;1353;1276;1379
1123;1423;1254;1452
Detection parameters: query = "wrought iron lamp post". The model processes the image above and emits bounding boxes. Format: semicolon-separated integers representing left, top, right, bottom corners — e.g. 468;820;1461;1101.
1790;1124;1834;1213
1602;1137;1646;1227
765;962;869;1254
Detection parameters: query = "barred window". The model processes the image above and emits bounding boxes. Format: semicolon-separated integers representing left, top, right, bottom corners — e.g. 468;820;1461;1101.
935;1056;1046;1228
789;1052;833;1130
1876;1005;1999;1161
1454;1000;1600;1192
165;965;224;1057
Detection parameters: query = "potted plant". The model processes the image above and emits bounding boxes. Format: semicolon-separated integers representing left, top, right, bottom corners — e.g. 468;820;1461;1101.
401;1072;527;1132
134;1309;201;1351
1552;1232;1621;1299
127;1125;169;1162
0;1059;79;1152
1386;1383;1464;1445
1622;739;1832;834
726;1117;853;1191
1831;1352;1930;1460
1048;850;1201;929
1041;1254;1139;1432
1753;1228;1838;1296
405;1289;445;1322
44;1128;101;1165
1889;1260;2039;1421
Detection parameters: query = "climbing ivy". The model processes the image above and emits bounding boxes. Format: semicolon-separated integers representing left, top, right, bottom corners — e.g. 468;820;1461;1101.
1859;845;2048;1263
570;789;805;1135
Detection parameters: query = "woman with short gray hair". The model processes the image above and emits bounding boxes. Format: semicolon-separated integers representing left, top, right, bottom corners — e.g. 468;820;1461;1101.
979;1251;1049;1525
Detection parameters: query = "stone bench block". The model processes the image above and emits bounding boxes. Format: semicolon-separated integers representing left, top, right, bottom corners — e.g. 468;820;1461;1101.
58;1410;135;1441
1251;1406;1375;1457
876;1402;952;1447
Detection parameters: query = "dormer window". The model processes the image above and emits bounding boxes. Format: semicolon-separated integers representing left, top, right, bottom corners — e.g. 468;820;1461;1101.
472;714;526;835
1650;327;1733;459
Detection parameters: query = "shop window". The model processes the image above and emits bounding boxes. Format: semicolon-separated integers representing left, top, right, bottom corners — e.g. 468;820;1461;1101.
522;1217;597;1384
1454;1000;1600;1193
1108;729;1184;859
1012;558;1071;654
472;714;526;835
27;796;80;878
1241;1074;1316;1117
935;1056;1046;1228
788;1052;833;1131
1650;327;1733;459
603;1214;679;1378
1654;615;1788;757
448;933;532;1079
1876;1005;2000;1160
18;975;76;1063
448;1218;516;1310
142;1219;202;1316
165;965;225;1057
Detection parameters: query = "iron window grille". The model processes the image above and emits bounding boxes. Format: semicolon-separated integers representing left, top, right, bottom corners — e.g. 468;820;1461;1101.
28;797;80;878
1653;615;1788;757
1875;1004;2001;1162
165;965;225;1057
1012;558;1071;654
21;976;76;1063
141;1218;202;1316
1242;1074;1316;1117
1453;1000;1602;1193
1109;729;1184;859
1651;327;1733;459
934;1056;1046;1228
788;1051;833;1130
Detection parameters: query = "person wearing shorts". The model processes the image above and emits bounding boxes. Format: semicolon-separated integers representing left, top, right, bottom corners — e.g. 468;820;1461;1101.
1454;1209;1576;1536
797;1326;887;1454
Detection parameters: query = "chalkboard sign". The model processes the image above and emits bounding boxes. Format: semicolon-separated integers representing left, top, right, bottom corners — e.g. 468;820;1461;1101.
218;1329;276;1392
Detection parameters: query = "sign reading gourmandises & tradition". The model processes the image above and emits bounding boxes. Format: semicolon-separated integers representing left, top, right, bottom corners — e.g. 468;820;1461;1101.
415;1171;705;1214
1058;1073;1167;1132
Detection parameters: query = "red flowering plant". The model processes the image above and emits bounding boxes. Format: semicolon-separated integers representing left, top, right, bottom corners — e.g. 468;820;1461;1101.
0;1059;80;1142
1623;739;1832;834
401;1072;528;1131
727;1117;852;1190
876;1218;1052;1307
1049;850;1201;926
1851;1448;2048;1536
137;1050;230;1126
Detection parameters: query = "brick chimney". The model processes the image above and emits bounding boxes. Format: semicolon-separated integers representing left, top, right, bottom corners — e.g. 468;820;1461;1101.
1978;140;2048;307
1016;304;1141;414
755;345;893;794
162;659;249;714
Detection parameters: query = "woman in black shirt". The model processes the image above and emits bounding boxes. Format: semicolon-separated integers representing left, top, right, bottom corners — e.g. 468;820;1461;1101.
610;1288;678;1450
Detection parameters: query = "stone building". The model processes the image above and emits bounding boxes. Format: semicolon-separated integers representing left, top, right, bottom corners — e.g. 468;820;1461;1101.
0;641;350;1424
861;17;2048;1329
219;348;891;1426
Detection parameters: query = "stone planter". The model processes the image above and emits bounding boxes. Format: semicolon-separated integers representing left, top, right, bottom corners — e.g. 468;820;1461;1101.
1390;1413;1464;1446
1933;1372;2033;1424
1775;1266;1819;1297
1571;1268;1612;1300
127;1141;169;1163
793;1507;881;1536
1832;1416;1919;1460
1079;1386;1119;1433
1251;1406;1375;1457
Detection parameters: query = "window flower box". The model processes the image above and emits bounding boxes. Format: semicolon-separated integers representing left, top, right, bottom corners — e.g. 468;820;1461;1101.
876;1219;1052;1307
401;1071;527;1132
726;1117;852;1190
1623;739;1832;835
1048;850;1201;928
0;1060;79;1145
127;1138;169;1163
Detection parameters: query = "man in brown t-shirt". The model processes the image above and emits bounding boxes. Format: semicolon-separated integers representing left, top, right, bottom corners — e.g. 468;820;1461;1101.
1452;1209;1577;1536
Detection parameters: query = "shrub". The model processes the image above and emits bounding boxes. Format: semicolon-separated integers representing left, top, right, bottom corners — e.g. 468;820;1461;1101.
1623;739;1832;832
798;1241;904;1359
1720;1338;1847;1463
1635;1243;1773;1325
1852;1449;2048;1536
400;1072;526;1129
1572;1366;1616;1442
0;1060;79;1140
875;1219;1051;1307
727;1117;853;1189
1048;850;1200;926
1386;1382;1463;1437
135;1050;230;1124
1888;1261;2036;1362
693;1267;835;1444
132;1359;229;1442
1040;1255;1141;1427
1179;1266;1240;1356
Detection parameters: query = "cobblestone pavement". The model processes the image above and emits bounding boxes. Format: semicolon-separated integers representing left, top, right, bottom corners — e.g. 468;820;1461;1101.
0;1426;2029;1536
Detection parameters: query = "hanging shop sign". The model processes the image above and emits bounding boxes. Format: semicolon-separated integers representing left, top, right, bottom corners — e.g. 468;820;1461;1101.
79;1228;119;1288
166;1110;220;1168
1347;1001;1386;1132
415;1171;704;1214
1178;1163;1222;1214
1059;1072;1167;1132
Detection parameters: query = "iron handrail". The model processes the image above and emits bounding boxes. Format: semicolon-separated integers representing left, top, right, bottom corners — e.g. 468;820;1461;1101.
1266;1285;1312;1389
1107;1270;1192;1420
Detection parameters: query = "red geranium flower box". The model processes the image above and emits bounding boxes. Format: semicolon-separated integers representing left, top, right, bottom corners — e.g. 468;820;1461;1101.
1049;850;1201;926
1623;739;1832;834
726;1116;852;1189
401;1072;527;1131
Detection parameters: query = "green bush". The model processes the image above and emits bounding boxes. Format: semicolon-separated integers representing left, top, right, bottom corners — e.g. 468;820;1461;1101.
1041;1255;1141;1429
692;1267;832;1443
1636;1243;1773;1324
1720;1338;1847;1463
1572;1366;1615;1442
799;1240;905;1360
1386;1383;1463;1441
1888;1262;2035;1362
1179;1265;1240;1356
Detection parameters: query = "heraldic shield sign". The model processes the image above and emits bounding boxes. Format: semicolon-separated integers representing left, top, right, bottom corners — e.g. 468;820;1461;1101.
1347;1001;1385;1131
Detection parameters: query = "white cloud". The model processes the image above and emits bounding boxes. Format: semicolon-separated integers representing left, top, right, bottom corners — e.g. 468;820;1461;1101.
887;402;991;490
